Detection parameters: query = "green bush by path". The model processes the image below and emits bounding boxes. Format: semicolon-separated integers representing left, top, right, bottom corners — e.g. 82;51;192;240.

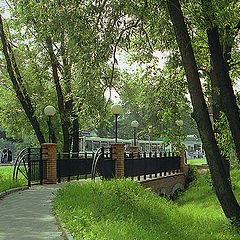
53;176;240;240
0;166;27;192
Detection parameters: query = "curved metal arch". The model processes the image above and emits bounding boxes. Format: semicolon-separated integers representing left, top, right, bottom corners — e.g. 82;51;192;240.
13;148;29;181
91;147;104;180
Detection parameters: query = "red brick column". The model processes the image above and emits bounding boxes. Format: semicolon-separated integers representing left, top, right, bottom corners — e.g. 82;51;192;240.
130;146;139;159
110;143;125;178
180;149;185;173
41;143;57;184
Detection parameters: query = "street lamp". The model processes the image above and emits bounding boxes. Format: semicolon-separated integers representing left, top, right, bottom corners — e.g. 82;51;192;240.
175;120;183;127
44;106;56;143
148;125;152;152
175;119;183;145
111;104;122;143
131;120;139;146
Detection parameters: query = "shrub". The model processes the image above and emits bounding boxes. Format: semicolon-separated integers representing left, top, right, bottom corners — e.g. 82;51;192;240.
184;165;199;188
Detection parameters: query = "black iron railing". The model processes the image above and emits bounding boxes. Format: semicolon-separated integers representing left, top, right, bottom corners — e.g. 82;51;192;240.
57;152;94;181
57;148;114;182
124;152;181;179
13;147;42;186
57;149;180;181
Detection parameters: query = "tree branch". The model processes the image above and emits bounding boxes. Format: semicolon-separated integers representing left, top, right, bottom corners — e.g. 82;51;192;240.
109;19;140;88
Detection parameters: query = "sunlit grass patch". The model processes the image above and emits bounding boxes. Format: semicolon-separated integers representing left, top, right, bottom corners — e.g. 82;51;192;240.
0;166;27;192
187;158;207;165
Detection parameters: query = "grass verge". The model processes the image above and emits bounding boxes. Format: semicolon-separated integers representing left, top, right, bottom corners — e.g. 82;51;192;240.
0;166;27;192
187;158;207;165
53;172;240;240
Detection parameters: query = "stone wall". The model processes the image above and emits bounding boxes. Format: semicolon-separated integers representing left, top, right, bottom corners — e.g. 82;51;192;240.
139;173;186;196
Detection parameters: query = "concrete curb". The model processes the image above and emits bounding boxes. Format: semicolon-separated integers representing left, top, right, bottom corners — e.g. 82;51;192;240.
0;185;29;199
55;212;74;240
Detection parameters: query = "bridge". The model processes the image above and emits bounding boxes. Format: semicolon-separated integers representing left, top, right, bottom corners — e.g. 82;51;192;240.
13;143;190;196
139;169;189;196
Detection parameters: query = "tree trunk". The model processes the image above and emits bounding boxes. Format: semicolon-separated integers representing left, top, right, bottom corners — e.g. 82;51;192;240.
209;69;221;123
72;118;79;153
72;118;79;158
166;0;240;219
0;15;45;144
209;69;230;180
205;25;240;164
45;36;71;152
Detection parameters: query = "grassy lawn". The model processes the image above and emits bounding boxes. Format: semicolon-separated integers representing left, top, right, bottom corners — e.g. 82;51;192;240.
0;166;27;192
187;158;207;165
53;170;240;240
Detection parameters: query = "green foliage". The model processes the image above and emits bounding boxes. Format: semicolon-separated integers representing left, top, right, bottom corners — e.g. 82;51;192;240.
214;112;236;162
54;177;240;239
184;165;200;188
117;66;197;143
0;0;239;152
0;0;126;147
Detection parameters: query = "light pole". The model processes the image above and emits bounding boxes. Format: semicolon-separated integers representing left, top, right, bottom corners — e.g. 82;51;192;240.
44;106;56;143
175;119;183;145
111;104;122;143
175;119;185;169
148;125;152;152
131;120;139;146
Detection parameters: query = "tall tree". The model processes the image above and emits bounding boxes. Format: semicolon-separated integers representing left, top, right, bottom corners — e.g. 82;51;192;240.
1;0;129;150
0;14;46;144
201;0;240;164
166;0;240;220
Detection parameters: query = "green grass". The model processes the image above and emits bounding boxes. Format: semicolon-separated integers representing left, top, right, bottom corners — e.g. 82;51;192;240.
0;166;27;192
187;158;207;165
53;172;240;240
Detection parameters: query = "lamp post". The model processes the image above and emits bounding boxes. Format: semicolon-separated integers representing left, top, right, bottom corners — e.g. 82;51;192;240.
44;106;56;143
175;119;183;145
148;125;152;152
175;119;185;170
131;120;139;146
175;119;183;127
111;104;122;143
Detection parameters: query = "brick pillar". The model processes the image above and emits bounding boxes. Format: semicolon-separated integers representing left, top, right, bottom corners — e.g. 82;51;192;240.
110;143;125;178
130;146;139;159
41;143;57;184
180;149;185;173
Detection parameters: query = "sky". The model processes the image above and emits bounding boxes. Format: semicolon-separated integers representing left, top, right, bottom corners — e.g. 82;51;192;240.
0;1;9;18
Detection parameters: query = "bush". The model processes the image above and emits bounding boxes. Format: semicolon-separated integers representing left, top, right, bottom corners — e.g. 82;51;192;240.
184;165;199;188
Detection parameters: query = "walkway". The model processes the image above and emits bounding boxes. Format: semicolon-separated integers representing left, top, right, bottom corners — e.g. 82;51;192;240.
0;183;67;240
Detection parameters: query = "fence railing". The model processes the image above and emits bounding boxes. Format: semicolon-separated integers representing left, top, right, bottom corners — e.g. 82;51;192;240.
57;150;113;182
14;146;182;185
13;147;42;187
27;147;42;186
57;149;181;182
57;152;93;182
124;151;180;180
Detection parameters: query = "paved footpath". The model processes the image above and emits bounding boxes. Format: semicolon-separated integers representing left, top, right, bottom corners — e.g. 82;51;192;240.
0;183;67;240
